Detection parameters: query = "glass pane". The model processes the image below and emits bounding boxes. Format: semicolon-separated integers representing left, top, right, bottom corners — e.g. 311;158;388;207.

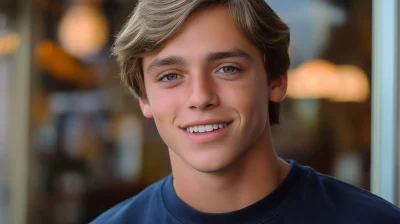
29;1;169;223
24;0;374;223
0;2;18;224
267;0;372;189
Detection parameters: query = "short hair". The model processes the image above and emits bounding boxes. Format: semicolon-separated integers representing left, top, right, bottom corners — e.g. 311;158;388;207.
113;0;290;125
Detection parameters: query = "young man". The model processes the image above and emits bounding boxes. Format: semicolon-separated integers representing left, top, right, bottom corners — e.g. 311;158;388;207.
92;0;400;223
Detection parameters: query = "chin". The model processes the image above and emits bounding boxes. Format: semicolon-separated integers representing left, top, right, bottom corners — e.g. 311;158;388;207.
185;149;247;174
190;161;231;173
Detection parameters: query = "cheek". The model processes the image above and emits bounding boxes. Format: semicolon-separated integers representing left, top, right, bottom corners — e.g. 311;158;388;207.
224;76;269;133
147;88;181;124
226;73;268;113
234;87;268;117
147;89;184;148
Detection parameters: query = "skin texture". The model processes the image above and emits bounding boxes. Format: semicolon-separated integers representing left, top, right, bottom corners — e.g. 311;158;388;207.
139;5;291;213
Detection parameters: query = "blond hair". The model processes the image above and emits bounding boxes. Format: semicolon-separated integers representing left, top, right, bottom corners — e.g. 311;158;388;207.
113;0;290;125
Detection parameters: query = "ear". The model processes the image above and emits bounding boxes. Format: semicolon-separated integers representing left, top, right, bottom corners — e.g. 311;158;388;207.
139;98;154;118
268;75;288;103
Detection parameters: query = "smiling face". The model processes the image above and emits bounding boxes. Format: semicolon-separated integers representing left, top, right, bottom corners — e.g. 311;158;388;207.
140;5;287;173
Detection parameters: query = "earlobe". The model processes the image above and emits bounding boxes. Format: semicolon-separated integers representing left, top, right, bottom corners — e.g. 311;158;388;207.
268;75;288;103
139;98;154;118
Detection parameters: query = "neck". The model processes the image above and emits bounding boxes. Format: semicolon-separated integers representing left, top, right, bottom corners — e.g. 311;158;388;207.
169;134;290;213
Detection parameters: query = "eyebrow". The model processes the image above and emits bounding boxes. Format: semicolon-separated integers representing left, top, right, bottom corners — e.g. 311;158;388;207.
146;48;252;73
206;48;252;62
147;56;186;73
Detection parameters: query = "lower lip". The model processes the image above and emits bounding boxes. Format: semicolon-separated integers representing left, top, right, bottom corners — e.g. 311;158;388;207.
183;124;231;143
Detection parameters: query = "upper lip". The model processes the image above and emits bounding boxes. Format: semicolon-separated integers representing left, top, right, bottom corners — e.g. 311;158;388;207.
180;119;232;129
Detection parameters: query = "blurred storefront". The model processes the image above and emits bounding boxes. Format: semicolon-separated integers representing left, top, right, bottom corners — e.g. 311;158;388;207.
0;1;18;224
0;0;399;224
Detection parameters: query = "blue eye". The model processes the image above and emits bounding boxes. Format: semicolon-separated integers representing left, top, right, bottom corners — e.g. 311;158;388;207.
160;73;180;82
219;66;238;73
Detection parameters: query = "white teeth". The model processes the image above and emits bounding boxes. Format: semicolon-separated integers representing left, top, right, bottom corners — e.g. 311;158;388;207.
186;123;229;133
198;126;206;133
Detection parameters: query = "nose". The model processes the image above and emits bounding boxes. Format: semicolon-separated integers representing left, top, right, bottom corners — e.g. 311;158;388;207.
186;74;219;111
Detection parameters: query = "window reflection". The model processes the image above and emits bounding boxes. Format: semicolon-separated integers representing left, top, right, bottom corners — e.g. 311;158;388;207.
2;0;375;223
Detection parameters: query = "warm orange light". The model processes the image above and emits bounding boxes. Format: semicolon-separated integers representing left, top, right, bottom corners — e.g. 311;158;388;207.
0;33;20;55
35;40;95;87
58;4;109;59
331;65;370;102
287;60;370;103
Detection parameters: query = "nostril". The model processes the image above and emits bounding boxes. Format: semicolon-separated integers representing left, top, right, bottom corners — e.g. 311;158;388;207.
187;92;219;110
205;103;214;108
189;103;214;110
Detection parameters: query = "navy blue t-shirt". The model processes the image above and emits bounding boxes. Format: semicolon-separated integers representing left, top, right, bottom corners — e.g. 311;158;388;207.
91;161;400;223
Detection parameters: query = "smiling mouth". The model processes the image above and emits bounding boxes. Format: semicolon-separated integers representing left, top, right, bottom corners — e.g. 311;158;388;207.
185;123;230;134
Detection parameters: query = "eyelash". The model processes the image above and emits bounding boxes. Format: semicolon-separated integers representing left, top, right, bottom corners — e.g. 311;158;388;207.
218;65;241;74
157;65;241;83
158;72;182;82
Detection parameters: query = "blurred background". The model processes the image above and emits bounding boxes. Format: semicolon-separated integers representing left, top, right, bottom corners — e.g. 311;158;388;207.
0;0;399;223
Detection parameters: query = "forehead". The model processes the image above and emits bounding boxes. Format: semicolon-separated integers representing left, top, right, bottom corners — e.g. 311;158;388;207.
142;5;262;66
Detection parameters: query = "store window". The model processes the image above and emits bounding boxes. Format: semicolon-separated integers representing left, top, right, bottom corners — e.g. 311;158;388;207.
8;0;396;223
28;1;169;223
0;2;18;223
268;0;373;189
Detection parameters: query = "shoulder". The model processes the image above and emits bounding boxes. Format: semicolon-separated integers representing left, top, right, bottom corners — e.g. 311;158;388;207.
90;175;170;224
304;168;400;223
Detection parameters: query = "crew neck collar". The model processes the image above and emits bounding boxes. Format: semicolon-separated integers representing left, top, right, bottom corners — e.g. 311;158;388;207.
161;160;311;224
